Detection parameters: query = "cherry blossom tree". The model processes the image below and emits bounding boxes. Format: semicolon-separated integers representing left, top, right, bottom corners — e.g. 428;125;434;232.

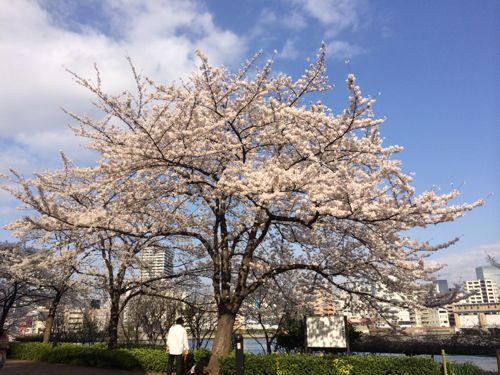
5;229;90;344
18;245;80;343
0;243;45;337
3;162;197;349
3;46;482;374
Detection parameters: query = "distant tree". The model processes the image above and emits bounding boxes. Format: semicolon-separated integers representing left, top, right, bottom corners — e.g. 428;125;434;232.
275;311;306;353
0;243;44;337
182;289;218;349
120;298;142;345
240;273;312;353
3;45;483;374
14;240;84;343
139;294;178;345
79;309;104;344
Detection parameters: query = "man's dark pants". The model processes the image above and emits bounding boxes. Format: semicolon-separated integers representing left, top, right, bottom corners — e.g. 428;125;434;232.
167;353;184;375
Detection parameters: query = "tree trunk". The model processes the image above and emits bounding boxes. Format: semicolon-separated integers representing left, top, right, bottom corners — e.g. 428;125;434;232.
0;306;9;338
107;293;121;349
43;291;62;343
206;313;236;375
266;339;272;354
0;284;18;337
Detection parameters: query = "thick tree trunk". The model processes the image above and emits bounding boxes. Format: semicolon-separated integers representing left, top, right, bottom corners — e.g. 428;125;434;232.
107;293;121;349
0;284;18;337
206;313;236;375
0;305;9;338
42;291;62;343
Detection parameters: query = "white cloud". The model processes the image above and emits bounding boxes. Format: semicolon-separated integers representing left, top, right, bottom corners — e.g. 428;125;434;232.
250;8;307;44
327;40;366;60
280;39;300;59
0;0;246;165
0;0;246;239
428;242;500;284
294;0;365;36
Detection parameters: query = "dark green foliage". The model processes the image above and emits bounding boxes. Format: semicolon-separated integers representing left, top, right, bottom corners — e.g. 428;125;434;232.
275;314;305;353
193;347;211;373
219;352;278;375
348;355;440;375
7;342;206;373
219;352;483;375
353;334;498;356
7;342;52;360
45;346;140;369
346;323;361;346
446;362;483;375
8;342;483;375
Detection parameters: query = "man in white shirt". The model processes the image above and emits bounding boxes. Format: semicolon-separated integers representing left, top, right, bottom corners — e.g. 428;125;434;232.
166;317;189;375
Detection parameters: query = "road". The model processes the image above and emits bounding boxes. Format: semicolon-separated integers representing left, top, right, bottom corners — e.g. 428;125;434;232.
0;360;162;375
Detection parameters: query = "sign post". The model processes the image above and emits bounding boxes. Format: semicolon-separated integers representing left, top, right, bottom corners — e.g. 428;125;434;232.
344;315;351;356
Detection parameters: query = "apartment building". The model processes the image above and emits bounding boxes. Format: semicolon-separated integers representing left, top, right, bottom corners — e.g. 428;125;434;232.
312;286;337;316
141;245;174;280
476;266;500;298
464;279;498;304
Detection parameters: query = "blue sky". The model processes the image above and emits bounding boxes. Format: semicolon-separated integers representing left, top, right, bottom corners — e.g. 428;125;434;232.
0;0;499;283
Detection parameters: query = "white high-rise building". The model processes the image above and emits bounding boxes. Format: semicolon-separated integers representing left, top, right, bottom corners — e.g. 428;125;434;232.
476;266;500;298
141;246;174;279
464;279;498;304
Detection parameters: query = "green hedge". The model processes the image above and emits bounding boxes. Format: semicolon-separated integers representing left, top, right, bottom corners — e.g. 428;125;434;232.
7;342;209;373
446;362;483;375
8;343;482;375
7;342;53;361
219;352;482;375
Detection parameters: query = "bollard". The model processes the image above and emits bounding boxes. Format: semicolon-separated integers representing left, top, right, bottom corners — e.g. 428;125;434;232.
496;349;500;375
441;349;448;375
234;334;244;375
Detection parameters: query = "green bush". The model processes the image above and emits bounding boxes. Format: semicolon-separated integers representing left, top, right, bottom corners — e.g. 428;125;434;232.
447;362;482;375
348;355;440;375
7;342;52;361
45;346;140;369
8;342;208;373
120;347;167;372
219;352;278;375
8;343;483;375
219;352;484;375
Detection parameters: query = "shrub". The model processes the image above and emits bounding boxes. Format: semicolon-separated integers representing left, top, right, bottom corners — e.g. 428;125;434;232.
219;352;482;375
7;342;52;361
120;347;167;372
8;343;483;375
7;342;209;373
219;352;278;375
45;346;140;369
348;355;440;375
446;362;482;375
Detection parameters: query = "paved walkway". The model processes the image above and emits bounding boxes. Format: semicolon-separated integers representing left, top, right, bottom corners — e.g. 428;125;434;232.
0;360;163;375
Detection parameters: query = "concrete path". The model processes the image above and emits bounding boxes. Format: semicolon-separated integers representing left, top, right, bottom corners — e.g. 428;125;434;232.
0;360;163;375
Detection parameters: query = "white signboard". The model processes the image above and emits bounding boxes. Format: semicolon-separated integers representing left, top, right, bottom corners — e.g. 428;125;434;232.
306;316;346;348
